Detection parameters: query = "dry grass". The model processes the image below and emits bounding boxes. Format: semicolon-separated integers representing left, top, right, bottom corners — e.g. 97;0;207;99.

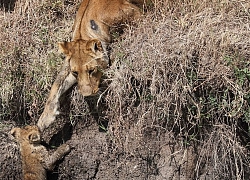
0;0;82;123
0;0;250;179
104;0;250;178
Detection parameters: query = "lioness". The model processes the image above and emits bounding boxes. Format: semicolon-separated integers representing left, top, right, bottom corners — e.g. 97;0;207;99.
37;39;108;131
38;0;151;131
11;125;70;180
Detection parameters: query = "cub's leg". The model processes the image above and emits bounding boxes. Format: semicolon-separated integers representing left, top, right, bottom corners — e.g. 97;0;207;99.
44;144;71;171
37;59;76;132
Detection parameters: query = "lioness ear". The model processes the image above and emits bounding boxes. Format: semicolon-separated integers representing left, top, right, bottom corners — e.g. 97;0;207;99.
10;128;19;138
87;39;103;53
58;41;71;55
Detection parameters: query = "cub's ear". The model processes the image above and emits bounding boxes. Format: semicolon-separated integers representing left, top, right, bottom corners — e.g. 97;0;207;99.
87;39;103;53
10;128;20;139
58;41;71;55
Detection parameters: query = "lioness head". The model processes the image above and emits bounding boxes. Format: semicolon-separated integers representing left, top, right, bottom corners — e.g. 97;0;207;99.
11;125;41;144
58;39;108;96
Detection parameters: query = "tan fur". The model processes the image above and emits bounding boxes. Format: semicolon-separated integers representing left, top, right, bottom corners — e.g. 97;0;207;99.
11;125;70;180
38;0;150;131
37;39;108;131
72;0;142;42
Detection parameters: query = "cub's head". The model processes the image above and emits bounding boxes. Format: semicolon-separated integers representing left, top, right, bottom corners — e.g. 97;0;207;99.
10;125;41;144
58;39;109;96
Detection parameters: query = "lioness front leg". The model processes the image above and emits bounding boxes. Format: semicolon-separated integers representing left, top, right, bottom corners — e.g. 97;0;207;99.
44;144;71;171
37;60;77;132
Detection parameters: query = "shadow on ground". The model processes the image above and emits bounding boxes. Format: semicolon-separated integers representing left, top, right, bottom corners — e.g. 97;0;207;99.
0;0;17;11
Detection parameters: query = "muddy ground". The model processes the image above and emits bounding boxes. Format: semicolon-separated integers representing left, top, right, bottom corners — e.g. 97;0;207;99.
0;118;205;180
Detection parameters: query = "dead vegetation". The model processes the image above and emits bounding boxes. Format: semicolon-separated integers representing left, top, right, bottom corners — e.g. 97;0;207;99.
104;0;250;178
0;0;250;179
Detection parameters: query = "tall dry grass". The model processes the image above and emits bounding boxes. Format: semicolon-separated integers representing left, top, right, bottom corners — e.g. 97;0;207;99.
104;0;250;178
0;0;82;123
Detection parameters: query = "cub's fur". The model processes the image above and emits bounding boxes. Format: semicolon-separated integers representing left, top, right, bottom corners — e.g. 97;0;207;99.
11;125;70;180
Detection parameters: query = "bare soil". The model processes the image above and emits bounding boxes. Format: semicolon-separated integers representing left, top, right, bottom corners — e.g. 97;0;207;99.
1;119;202;180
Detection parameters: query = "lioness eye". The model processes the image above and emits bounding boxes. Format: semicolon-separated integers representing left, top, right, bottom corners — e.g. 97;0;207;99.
72;71;78;78
89;69;95;75
28;134;32;141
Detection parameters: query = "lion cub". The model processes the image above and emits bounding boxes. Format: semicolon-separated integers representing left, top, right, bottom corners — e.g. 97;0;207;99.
10;125;70;180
